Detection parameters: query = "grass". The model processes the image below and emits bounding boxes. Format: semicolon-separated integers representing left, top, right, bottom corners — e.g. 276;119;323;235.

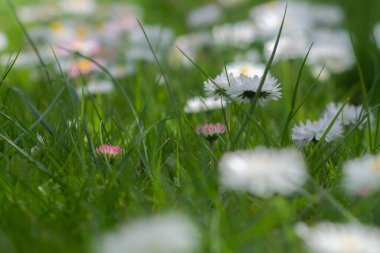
1;0;380;252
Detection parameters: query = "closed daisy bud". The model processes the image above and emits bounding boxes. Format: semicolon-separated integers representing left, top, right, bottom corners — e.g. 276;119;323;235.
96;144;122;160
196;123;226;142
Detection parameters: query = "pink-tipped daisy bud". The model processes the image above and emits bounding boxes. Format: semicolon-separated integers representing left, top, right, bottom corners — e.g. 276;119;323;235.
196;123;226;142
96;144;122;160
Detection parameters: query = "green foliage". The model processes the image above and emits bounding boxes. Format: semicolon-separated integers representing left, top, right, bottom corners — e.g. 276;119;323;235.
1;0;380;252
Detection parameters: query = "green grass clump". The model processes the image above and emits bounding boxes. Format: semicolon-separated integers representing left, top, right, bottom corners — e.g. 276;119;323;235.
1;0;380;252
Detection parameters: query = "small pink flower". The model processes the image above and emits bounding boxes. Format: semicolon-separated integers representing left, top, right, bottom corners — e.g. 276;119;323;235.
96;144;122;159
196;123;226;142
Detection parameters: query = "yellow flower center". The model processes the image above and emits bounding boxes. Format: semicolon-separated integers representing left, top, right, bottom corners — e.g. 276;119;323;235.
76;26;88;39
241;66;250;76
50;22;63;34
78;60;92;71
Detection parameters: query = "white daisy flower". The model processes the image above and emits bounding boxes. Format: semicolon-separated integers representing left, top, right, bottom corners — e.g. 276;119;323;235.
226;74;281;105
342;153;380;196
219;147;307;197
94;213;200;253
295;222;380;253
323;102;369;127
292;116;343;146
204;73;231;101
184;96;226;113
186;4;222;28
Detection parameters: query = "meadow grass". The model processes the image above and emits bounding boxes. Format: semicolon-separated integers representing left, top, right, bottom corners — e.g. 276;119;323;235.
1;0;380;252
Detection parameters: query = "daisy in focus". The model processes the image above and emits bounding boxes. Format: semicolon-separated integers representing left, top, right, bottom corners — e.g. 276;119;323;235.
226;74;281;105
96;144;122;161
295;222;380;253
342;153;380;196
218;147;307;197
94;213;200;253
292;115;343;146
196;123;226;142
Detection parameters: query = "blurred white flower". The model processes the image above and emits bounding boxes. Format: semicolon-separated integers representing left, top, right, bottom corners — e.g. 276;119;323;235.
264;34;310;62
374;23;380;49
109;64;135;78
94;213;200;253
295;222;380;253
218;0;247;7
76;80;114;97
1;50;46;69
16;4;60;23
59;0;97;15
226;74;281;105
323;102;370;128
226;61;266;78
212;21;256;48
233;49;262;63
126;25;173;62
219;147;307;197
186;4;222;28
308;29;354;75
342;153;380;196
0;32;8;51
250;1;343;40
29;21;88;44
184;96;226;113
292;115;343;146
